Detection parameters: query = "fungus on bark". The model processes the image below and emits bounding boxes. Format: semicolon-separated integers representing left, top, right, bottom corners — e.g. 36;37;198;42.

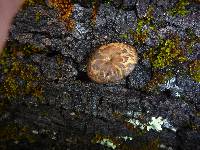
87;43;138;83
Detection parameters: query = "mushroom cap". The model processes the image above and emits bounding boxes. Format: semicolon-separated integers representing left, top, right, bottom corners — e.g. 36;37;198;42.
87;43;138;83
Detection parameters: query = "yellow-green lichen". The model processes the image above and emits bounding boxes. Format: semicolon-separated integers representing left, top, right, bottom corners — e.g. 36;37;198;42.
131;6;156;45
185;28;200;55
23;0;46;7
168;0;190;16
144;71;173;91
118;1;196;92
119;6;155;42
0;43;44;101
189;60;200;82
119;33;129;39
0;60;43;99
144;36;188;69
35;11;42;23
2;42;45;57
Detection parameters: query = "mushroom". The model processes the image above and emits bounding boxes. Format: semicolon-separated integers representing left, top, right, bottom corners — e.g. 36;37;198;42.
87;43;138;83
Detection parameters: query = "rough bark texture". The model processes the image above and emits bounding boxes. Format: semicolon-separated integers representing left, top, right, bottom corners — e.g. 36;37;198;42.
0;0;200;150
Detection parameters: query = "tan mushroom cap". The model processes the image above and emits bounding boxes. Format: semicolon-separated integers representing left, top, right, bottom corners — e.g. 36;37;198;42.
87;43;138;83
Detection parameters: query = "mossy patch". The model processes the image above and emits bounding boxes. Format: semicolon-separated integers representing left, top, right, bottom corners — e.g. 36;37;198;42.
131;6;156;45
23;0;46;7
144;36;188;69
118;1;197;92
0;60;43;99
119;5;156;44
142;34;188;91
168;0;190;16
2;42;46;57
189;60;200;82
145;71;173;92
0;43;44;102
131;6;194;91
35;11;42;23
185;28;200;55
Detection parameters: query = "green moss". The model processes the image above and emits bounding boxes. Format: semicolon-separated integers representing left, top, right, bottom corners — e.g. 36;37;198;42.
130;6;156;45
142;34;189;91
140;27;198;91
144;36;188;69
0;43;44;100
119;33;128;39
118;1;195;92
24;0;36;6
168;0;190;16
0;60;43;99
185;28;200;55
23;0;46;7
189;60;200;82
35;11;42;23
2;75;20;99
2;42;45;57
144;71;173;91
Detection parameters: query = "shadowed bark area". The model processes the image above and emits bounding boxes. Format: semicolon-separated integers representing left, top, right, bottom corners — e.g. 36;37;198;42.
0;1;200;150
